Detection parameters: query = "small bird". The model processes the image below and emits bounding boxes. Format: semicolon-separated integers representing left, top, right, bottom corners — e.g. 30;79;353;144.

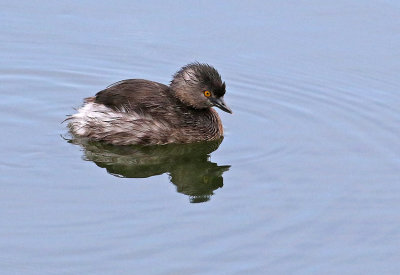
67;62;232;145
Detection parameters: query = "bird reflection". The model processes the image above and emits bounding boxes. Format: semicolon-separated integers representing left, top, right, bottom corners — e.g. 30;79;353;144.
68;138;230;203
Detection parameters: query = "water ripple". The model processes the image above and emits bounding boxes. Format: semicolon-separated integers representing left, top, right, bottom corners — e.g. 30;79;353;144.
224;67;400;166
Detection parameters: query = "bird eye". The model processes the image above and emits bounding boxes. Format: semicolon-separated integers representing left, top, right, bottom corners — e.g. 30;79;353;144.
204;90;211;97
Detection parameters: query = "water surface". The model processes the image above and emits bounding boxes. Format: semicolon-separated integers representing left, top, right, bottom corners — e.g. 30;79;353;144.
1;1;400;274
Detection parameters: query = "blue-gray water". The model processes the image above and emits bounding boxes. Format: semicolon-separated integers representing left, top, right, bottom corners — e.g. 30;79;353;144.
1;1;400;274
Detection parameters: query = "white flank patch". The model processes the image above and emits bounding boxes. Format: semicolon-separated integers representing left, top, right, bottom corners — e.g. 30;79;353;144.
69;102;140;136
67;102;174;146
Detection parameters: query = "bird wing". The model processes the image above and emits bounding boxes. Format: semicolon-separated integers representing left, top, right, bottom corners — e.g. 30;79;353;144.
95;79;170;114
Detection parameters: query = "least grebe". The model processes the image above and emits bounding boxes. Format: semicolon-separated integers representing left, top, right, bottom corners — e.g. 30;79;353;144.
67;62;232;145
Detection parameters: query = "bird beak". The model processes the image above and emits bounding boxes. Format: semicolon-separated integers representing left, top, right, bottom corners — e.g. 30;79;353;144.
210;97;232;114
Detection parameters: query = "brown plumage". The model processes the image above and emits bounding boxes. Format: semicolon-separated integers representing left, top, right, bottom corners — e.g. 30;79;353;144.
67;62;232;145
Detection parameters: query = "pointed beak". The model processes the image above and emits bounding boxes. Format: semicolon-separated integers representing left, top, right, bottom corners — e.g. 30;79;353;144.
210;97;232;114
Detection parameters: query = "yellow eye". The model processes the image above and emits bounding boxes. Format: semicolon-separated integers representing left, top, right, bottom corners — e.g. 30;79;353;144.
204;90;211;97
